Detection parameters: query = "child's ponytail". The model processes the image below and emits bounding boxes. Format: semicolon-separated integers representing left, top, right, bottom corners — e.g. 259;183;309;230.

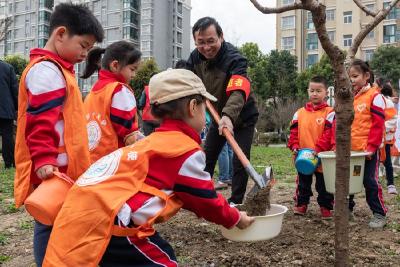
81;47;106;79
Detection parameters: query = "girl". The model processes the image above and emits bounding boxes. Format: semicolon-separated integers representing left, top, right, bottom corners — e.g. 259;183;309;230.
43;69;254;266
81;40;143;163
348;59;387;228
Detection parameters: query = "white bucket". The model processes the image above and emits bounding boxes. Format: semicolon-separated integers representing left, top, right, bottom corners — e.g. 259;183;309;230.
220;204;288;242
318;151;369;195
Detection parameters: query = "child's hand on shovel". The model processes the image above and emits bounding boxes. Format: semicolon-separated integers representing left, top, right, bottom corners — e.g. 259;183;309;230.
236;211;255;229
36;164;59;180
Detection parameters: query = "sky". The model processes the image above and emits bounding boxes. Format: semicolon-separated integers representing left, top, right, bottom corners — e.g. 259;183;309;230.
190;0;277;54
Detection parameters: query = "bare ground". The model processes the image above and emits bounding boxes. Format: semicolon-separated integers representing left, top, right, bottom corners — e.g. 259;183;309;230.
1;181;399;267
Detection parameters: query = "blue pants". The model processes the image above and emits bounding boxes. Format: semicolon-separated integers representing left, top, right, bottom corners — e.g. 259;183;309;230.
349;152;387;216
218;143;233;182
384;144;394;186
33;220;52;267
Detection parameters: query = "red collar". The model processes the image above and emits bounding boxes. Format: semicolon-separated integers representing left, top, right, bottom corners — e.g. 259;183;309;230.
305;101;328;111
92;70;128;92
30;48;75;73
156;119;201;145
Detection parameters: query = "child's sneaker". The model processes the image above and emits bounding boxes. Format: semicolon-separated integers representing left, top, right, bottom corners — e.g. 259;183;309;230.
320;207;332;220
214;181;228;190
293;205;307;215
368;213;386;229
388;185;398;195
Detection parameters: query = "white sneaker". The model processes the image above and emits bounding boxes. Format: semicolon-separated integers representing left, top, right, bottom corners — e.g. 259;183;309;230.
388;185;398;195
368;213;386;229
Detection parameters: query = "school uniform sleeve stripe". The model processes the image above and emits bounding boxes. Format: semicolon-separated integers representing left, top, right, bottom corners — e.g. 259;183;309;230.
370;108;385;119
173;184;217;199
26;61;66;95
111;85;137;111
110;114;135;129
177;151;211;181
27;96;64;115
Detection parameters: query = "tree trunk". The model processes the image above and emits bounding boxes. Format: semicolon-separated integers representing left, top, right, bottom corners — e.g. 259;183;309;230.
333;60;354;267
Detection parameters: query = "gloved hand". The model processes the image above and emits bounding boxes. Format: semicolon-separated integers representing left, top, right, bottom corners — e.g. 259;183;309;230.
218;115;233;136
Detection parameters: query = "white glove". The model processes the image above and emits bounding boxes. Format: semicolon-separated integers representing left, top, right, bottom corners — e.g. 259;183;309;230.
218;115;234;136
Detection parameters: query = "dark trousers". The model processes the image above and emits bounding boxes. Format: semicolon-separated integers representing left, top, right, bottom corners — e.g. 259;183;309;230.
33;220;52;267
204;121;256;204
384;143;394;186
294;172;334;209
100;232;177;267
349;152;387;216
142;121;160;136
0;118;15;168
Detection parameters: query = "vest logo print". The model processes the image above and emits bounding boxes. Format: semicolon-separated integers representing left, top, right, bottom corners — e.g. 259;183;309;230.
87;120;101;151
316;117;324;125
127;151;138;161
77;149;122;186
357;103;366;112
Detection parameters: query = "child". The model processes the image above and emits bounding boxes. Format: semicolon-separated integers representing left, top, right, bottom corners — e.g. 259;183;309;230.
347;59;387;228
13;3;103;266
288;76;334;219
81;41;143;163
380;82;398;194
43;69;254;266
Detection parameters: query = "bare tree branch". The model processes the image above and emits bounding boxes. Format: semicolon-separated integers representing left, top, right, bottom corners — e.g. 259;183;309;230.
348;0;400;59
249;0;306;14
353;0;378;17
0;17;12;42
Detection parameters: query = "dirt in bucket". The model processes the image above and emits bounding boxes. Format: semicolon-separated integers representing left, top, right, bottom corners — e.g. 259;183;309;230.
238;183;272;216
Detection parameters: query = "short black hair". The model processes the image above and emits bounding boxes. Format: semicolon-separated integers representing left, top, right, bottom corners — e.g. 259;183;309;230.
381;83;394;97
174;59;187;69
310;75;328;88
192;17;223;38
49;3;104;42
151;95;204;121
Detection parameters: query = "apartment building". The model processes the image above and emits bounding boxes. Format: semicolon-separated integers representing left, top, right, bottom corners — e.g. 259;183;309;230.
140;0;191;69
276;0;400;71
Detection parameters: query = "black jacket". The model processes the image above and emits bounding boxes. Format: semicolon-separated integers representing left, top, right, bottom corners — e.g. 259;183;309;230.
187;41;258;127
0;60;18;119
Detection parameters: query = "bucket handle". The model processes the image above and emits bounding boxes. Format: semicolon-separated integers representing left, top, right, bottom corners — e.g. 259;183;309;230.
53;171;74;185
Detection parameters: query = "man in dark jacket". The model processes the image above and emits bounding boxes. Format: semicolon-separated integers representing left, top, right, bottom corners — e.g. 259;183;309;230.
187;17;259;204
0;60;18;168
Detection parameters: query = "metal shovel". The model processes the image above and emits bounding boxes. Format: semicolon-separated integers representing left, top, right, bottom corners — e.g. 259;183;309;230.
205;100;272;190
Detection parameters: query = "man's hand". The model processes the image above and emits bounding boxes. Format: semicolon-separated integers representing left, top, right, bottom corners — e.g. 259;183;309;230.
236;211;255;229
218;115;233;136
36;165;59;180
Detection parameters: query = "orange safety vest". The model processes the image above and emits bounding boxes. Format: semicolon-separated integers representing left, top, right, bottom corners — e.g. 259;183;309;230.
351;87;380;151
142;85;156;121
43;131;199;267
298;106;333;150
84;82;137;163
14;56;90;208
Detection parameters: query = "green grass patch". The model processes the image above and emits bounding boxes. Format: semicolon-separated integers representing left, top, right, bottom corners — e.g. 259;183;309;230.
0;255;11;264
19;220;33;230
0;232;9;245
0;165;16;214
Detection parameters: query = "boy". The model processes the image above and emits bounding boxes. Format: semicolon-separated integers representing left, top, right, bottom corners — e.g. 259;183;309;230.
43;69;254;266
14;3;103;266
288;76;334;219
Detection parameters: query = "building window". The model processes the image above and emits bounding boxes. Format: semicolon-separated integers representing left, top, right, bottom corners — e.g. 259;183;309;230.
38;24;49;37
364;49;374;61
307;12;314;29
383;1;399;20
39;0;53;9
383;24;399;43
281;36;295;50
306;54;318;68
177;1;183;14
306;33;318;50
141;40;151;51
326;9;335;21
38;10;51;23
177;32;182;44
328;31;335;42
366;30;374;39
343;11;352;24
141;24;151;35
177;16;182;29
343;34;352;47
282;0;294;5
38;38;48;48
176;47;182;58
281;16;295;30
142;8;151;19
123;26;138;40
123;0;139;10
123;11;139;25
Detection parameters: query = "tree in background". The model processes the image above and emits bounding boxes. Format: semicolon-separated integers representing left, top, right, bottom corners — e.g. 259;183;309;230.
370;45;400;89
130;58;160;99
3;55;28;82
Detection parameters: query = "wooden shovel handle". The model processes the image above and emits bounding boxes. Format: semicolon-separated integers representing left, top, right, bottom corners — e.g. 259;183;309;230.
205;100;250;168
